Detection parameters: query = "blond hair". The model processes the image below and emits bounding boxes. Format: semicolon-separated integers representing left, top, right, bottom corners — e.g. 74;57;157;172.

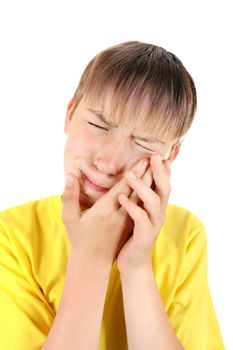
72;41;197;144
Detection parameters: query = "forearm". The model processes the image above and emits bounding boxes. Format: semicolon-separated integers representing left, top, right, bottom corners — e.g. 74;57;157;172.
42;249;111;350
120;265;184;350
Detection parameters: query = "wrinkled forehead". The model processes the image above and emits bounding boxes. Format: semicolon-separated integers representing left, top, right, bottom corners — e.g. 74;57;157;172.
82;90;177;144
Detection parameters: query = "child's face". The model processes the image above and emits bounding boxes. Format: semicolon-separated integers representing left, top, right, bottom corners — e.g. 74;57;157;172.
63;96;178;209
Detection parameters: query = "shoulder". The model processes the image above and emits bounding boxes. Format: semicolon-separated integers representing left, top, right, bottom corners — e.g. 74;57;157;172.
166;203;205;228
165;203;206;235
0;194;64;254
0;195;62;228
157;203;207;255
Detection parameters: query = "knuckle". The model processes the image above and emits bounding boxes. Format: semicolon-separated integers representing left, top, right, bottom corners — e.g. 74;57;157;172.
94;202;112;219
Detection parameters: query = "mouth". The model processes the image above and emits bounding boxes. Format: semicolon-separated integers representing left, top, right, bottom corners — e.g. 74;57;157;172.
81;171;109;193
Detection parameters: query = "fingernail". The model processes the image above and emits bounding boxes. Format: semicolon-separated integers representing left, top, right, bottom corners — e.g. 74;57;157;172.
66;174;73;188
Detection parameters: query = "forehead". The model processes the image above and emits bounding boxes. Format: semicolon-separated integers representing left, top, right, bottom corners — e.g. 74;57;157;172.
81;93;176;144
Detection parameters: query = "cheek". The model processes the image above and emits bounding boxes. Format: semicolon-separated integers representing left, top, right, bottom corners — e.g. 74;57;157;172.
124;154;148;172
64;128;97;158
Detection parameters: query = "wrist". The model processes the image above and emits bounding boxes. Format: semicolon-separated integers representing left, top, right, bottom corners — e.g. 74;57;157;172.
119;262;154;285
69;247;113;282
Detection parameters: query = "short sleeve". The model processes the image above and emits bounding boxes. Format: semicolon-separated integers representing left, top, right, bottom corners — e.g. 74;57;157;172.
0;229;54;350
167;222;225;350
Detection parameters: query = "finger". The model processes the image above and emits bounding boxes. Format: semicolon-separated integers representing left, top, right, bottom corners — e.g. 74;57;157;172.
62;173;81;229
150;155;171;211
96;158;149;211
118;167;153;219
122;170;160;225
164;159;171;177
118;194;152;245
128;168;153;206
142;167;154;187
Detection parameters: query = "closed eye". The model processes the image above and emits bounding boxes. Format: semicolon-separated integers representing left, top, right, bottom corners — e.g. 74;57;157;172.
88;122;155;152
87;122;109;131
134;142;155;152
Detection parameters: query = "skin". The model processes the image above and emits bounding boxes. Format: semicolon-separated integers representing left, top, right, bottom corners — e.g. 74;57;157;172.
62;95;181;271
63;96;180;208
52;94;184;350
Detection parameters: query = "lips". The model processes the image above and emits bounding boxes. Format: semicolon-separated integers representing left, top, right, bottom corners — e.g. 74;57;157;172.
81;171;109;192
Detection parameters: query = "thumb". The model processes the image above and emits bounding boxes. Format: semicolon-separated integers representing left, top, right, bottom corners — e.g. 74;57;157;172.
62;173;81;227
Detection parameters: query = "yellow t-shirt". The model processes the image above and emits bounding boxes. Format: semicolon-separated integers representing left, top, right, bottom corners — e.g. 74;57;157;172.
0;195;225;350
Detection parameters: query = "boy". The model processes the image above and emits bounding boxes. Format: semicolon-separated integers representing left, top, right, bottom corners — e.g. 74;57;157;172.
0;41;225;349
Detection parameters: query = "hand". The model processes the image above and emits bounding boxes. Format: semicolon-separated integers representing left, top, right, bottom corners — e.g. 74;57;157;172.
116;154;171;275
61;158;149;272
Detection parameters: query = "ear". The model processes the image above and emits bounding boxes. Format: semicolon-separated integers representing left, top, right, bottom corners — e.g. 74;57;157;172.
64;99;76;134
167;144;181;164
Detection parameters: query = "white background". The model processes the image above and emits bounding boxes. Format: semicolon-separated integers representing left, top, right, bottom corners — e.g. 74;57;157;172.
0;0;232;348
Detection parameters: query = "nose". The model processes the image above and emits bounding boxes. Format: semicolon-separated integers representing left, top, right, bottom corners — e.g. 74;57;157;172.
93;138;130;176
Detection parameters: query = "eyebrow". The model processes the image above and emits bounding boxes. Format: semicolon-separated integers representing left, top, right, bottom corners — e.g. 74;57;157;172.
87;108;165;145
